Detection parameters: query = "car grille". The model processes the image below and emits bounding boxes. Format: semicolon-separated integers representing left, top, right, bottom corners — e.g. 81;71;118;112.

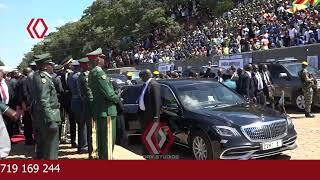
241;120;288;142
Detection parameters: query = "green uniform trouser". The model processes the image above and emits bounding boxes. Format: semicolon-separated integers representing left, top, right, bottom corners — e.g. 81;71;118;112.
40;126;59;160
96;116;116;160
303;87;313;113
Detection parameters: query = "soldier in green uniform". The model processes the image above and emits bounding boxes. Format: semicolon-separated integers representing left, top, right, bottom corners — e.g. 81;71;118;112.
78;57;95;159
87;48;120;160
298;61;315;118
32;54;61;159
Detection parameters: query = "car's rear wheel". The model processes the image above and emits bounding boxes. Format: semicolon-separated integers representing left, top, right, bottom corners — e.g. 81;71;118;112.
191;130;220;160
295;94;305;110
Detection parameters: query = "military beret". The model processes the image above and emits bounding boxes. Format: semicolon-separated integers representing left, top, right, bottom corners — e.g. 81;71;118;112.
78;57;90;63
61;56;73;67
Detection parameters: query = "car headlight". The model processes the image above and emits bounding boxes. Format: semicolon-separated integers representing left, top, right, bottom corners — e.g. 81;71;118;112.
214;126;241;137
286;116;293;126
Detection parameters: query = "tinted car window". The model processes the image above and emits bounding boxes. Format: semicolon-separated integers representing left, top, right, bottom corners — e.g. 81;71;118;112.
161;86;178;106
120;86;141;104
283;64;319;77
175;82;245;110
268;65;287;79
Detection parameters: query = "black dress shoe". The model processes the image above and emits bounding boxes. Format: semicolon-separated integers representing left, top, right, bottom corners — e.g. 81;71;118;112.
305;113;315;118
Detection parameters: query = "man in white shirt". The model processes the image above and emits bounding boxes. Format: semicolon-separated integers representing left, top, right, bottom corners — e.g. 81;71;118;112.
138;70;161;156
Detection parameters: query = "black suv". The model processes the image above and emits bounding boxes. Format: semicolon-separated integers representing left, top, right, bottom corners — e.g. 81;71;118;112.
120;79;297;160
265;60;320;110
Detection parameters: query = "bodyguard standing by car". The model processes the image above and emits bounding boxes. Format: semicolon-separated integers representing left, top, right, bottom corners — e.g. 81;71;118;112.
32;55;61;160
138;70;161;155
87;48;120;160
78;57;95;159
298;61;315;118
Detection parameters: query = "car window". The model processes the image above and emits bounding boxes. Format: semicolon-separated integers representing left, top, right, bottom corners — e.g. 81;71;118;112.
161;85;178;106
175;82;245;110
268;65;287;79
120;86;141;104
284;64;319;77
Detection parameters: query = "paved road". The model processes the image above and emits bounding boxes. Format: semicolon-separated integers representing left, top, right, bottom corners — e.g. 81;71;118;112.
7;108;320;160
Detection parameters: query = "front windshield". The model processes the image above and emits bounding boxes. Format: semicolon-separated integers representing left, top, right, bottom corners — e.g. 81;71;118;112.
176;82;245;110
284;64;319;77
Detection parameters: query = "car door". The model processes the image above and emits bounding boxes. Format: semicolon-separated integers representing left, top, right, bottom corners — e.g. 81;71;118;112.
268;65;292;99
120;85;142;134
160;85;189;145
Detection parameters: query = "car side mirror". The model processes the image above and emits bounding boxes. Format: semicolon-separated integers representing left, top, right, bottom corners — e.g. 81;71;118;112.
279;73;288;79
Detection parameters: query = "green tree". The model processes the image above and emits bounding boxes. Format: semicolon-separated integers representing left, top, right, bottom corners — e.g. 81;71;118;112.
0;58;5;66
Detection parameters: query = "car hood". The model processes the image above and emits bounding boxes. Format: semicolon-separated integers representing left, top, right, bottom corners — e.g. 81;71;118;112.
190;104;285;126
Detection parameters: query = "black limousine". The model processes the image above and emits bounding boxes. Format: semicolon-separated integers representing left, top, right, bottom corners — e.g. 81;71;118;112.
120;79;297;160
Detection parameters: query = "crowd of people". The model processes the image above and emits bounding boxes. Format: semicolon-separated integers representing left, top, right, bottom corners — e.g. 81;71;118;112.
106;0;320;67
0;48;126;160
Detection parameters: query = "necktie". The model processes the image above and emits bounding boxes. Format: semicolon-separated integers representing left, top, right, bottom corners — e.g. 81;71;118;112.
139;83;147;111
0;83;7;104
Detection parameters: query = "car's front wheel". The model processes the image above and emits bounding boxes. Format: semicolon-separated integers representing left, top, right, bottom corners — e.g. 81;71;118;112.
191;131;220;160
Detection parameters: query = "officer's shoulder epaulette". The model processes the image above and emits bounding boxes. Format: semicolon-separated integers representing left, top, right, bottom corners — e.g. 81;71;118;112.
96;66;103;72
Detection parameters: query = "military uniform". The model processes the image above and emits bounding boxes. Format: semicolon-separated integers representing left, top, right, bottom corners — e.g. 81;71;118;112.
78;57;95;158
60;57;77;147
87;48;120;160
53;65;66;143
298;62;315;118
32;56;61;160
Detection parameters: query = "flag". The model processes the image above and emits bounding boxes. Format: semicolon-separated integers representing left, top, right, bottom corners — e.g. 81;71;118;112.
309;0;320;6
293;0;309;5
295;3;308;10
286;8;294;14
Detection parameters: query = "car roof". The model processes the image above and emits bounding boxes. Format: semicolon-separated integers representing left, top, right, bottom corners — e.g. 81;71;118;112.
266;62;302;66
157;79;220;86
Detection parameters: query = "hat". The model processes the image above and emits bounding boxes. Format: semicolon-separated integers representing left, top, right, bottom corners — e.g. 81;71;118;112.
71;60;80;66
302;61;309;66
153;70;160;75
34;53;51;60
78;57;90;63
48;61;55;66
54;65;64;72
127;72;133;77
61;56;73;67
29;62;36;66
86;48;105;60
34;53;53;65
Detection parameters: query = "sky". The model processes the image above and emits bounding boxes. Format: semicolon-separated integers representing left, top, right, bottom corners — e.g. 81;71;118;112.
0;0;94;68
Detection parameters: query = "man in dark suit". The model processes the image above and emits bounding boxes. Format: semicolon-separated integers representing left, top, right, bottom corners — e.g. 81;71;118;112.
239;64;255;101
252;64;266;105
138;70;161;155
261;64;275;109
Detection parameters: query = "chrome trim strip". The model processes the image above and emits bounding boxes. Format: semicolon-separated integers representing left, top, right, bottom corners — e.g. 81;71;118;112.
220;141;297;160
240;119;288;142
